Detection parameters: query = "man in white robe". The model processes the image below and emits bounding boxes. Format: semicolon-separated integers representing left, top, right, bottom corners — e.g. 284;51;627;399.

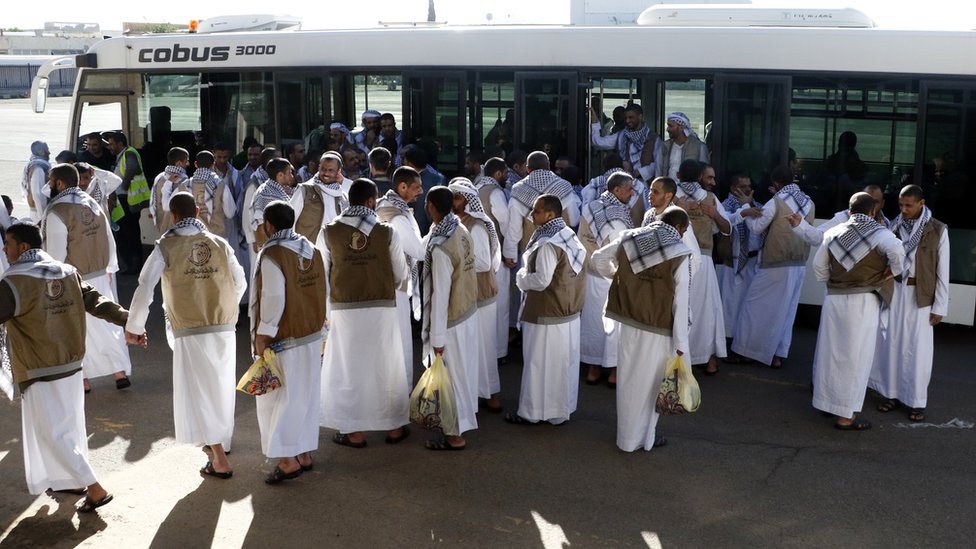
320;180;409;447
242;148;282;272
375;166;426;386
290;151;348;256
731;166;815;368
812;193;904;430
789;184;891;245
149;147;190;236
582;153;648;220
421;187;481;450
869;185;948;422
577;172;635;386
77;162;123;220
592;207;693;451
655;112;710;180
508;194;586;425
1;222;138;512
474;158;512;363
715;174;763;337
251;201;327;482
22;140;51;221
673;159;732;374
450;178;503;412
42;164;133;392
125;192;246;479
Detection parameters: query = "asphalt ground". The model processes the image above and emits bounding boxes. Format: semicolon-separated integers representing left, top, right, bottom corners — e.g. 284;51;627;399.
0;272;973;548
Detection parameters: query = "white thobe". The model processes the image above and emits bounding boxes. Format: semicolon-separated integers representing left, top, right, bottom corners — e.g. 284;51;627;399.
811;226;904;418
469;222;501;398
591;238;690;452
715;225;761;334
731;198;807;364
44;210;132;380
254;256;324;458
515;243;580;424
290;183;344;257
388;211;425;385
25;163;48;220
579;218;629;366
429;246;481;435
791;210;851;247
320;219;409;432
869;224;949;408
241;176;262;272
126;226;247;449
481;184;512;359
22;371;98;494
86;168;122;216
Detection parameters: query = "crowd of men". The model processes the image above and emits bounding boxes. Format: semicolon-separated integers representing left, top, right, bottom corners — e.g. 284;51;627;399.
3;106;947;513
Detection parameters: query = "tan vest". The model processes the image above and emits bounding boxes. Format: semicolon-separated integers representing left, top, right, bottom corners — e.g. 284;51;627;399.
157;231;239;336
435;225;478;325
324;221;396;308
520;245;586;325
630;200;646;229
46;202;111;278
460;216;498;305
295;184;342;243
478;184;505;248
659;136;706;179
907;218;945;308
376;204;412;292
192;178;227;236
520;208;573;255
4;272;87;391
827;248;888;291
255;245;327;341
761;196;815;268
154;177;187;234
687;192;718;252
606;252;683;334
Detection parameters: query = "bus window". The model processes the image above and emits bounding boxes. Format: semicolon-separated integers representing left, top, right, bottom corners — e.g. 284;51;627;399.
76;100;123;154
405;72;466;175
516;73;576;164
586;77;639;180
662;79;708;141
276;74;324;154
138;73;202;178
352;74;402;132
479;76;515;155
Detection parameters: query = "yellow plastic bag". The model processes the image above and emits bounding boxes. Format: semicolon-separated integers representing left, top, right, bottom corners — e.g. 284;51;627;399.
237;348;284;396
409;354;459;436
655;355;701;414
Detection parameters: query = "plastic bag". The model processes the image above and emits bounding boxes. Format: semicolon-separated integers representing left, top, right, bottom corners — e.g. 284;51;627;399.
409;354;459;436
655;354;701;414
237;348;284;396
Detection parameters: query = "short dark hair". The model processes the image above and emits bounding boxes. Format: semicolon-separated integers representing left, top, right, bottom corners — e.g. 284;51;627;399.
260;147;280;168
285;142;304;157
264;201;295;232
426;186;454;216
624;103;643;115
505;150;527;169
107;131;128;146
661;206;690;231
484;157;507;177
402;144;428;169
466;151;486;165
899;184;925;201
195;150;215;168
771;165;793;186
380;112;395;123
348;178;378;206
213;141;231;153
74;162;93;175
393;166;421;187
527;151;550;171
266;158;292;181
369;147;392;173
55;150;78;164
169;191;197;219
319;151;342;168
1;195;12;212
849;192;876;215
167;147;189;164
85;131;103;141
50;164;79;188
653;176;677;197
536;193;563;217
6;222;42;249
602;152;624;171
677;159;702;182
242;136;259;149
607;172;634;192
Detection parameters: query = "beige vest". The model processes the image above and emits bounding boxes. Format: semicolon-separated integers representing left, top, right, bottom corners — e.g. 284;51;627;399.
478;183;505;248
436;225;478;325
254;245;327;341
659;136;706;179
376;204;413;292
192;178;227;236
606;252;682;334
460;216;498;305
157;231;238;336
4;272;87;391
520;245;586;325
907;219;945;308
296;184;342;243
325;221;396;308
761;196;815;268
154;177;187;234
45;202;111;278
688;192;718;252
827;248;888;292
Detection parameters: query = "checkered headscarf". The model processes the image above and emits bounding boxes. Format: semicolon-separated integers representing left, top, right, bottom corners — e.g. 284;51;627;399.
828;213;885;271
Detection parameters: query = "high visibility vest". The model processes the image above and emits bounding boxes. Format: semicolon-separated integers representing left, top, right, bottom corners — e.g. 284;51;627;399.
119;146;151;206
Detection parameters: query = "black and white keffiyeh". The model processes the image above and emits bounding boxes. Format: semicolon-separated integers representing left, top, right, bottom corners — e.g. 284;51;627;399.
338;205;378;235
5;248;75;280
587;168;624;198
264;228;314;259
421;213;461;347
164;216;208;236
892;205;932;272
775;183;812;218
252;180;293;217
377;189;419;312
620;125;651;168
621;221;692;274
22;155;50;201
191;167;220;194
828;213;885;271
473;174;500;191
723;195;762;276
377;189;411;213
525;217;585;275
641;202;676;227
48;186;103;216
584;191;634;246
449;179;500;260
165;165;187;180
510;170;574;212
677;180;705;200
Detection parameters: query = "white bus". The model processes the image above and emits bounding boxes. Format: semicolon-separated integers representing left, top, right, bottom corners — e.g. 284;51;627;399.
31;7;976;324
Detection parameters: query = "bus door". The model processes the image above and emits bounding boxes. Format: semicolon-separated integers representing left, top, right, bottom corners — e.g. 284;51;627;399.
712;74;790;196
515;72;578;165
916;82;976;325
275;72;326;153
584;76;641;180
403;71;467;177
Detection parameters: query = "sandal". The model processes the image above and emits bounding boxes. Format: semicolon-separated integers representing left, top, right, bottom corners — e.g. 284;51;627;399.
503;412;538;426
265;466;303;484
200;461;233;479
653;436;668;448
908;408;926;422
835;418;872;431
877;399;898;413
332;432;366;448
385;426;411;444
115;376;131;390
425;438;465;451
77;493;113;513
298;459;314;472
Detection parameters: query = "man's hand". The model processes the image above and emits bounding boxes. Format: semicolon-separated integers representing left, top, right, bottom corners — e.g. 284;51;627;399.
254;334;272;357
124;331;148;348
786;212;802;227
433;346;445;356
675;197;700;212
740;207;763;219
699;200;719;219
676;350;684;357
882;267;894;281
930;314;943;326
503;258;517;269
731;186;754;205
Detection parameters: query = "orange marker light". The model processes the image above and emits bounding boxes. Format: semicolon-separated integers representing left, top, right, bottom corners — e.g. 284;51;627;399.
189;20;199;33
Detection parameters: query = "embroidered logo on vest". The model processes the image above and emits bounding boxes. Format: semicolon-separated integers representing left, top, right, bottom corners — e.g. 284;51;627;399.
45;279;65;300
348;231;369;252
81;208;95;226
298;255;314;273
189;242;212;266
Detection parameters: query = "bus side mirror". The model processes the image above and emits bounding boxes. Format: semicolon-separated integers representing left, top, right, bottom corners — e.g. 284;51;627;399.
31;76;48;113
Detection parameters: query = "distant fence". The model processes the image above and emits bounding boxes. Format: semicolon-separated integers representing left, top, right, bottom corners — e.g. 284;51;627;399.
0;63;77;98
